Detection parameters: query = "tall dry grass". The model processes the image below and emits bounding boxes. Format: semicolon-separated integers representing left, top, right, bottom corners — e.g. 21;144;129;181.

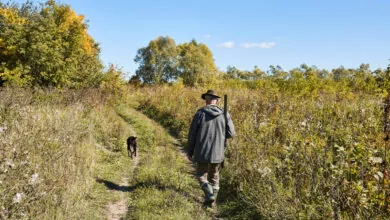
0;88;132;219
131;84;389;219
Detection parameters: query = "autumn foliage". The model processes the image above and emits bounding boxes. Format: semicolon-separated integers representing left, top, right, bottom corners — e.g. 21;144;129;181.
0;1;103;88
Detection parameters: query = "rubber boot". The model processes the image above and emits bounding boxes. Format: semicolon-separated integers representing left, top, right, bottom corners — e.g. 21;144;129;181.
201;182;215;205
211;187;219;207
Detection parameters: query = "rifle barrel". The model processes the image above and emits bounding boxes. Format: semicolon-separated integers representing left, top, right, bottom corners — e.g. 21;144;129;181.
224;95;228;146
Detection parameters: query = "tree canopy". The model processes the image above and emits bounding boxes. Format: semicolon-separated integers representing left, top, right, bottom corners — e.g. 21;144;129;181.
134;37;217;86
134;36;178;84
0;0;103;88
177;39;216;87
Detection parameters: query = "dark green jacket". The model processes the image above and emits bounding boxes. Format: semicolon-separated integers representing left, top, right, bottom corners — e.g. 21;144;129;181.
187;104;235;163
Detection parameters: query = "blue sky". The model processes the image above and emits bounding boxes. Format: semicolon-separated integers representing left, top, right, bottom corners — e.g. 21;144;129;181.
11;0;390;74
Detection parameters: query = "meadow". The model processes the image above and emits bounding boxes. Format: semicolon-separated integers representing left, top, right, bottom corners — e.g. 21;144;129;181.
132;81;389;219
0;88;136;219
1;81;389;219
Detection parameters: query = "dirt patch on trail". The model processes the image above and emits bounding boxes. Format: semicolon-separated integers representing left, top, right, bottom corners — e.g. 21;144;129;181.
107;198;127;220
106;156;139;220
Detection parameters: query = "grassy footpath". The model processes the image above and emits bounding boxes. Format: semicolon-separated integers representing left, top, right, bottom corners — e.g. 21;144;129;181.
1;88;215;219
116;104;212;219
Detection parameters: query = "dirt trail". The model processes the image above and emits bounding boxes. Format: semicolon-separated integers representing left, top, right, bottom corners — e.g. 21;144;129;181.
106;155;139;220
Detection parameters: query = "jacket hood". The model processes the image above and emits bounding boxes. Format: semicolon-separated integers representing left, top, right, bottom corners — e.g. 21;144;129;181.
201;105;223;117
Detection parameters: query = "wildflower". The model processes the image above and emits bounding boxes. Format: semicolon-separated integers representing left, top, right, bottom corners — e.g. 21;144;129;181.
29;173;39;185
12;193;24;204
0;126;7;133
4;159;15;169
369;157;383;164
300;120;308;128
259;122;267;127
257;167;272;177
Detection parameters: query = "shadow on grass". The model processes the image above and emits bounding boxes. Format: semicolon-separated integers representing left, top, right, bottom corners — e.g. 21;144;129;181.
95;178;202;203
96;178;134;192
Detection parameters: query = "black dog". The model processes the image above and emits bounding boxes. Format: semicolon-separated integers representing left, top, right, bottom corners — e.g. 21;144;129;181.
127;136;137;158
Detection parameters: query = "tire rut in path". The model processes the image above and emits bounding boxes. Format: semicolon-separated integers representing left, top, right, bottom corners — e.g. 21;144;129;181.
106;155;139;220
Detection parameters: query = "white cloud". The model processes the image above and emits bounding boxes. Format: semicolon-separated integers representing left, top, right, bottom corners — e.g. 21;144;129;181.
217;41;235;48
204;34;212;38
240;42;276;49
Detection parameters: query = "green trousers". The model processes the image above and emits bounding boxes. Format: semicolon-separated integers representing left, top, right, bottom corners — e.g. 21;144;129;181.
196;163;220;189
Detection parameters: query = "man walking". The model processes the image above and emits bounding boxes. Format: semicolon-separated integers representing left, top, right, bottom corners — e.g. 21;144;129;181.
187;90;235;207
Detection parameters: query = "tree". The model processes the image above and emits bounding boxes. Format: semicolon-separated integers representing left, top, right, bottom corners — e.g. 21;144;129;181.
134;36;178;84
268;65;287;80
351;63;376;92
225;66;240;79
177;39;216;87
332;66;353;82
251;65;266;80
0;0;103;88
100;64;126;96
224;65;265;81
128;75;141;87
